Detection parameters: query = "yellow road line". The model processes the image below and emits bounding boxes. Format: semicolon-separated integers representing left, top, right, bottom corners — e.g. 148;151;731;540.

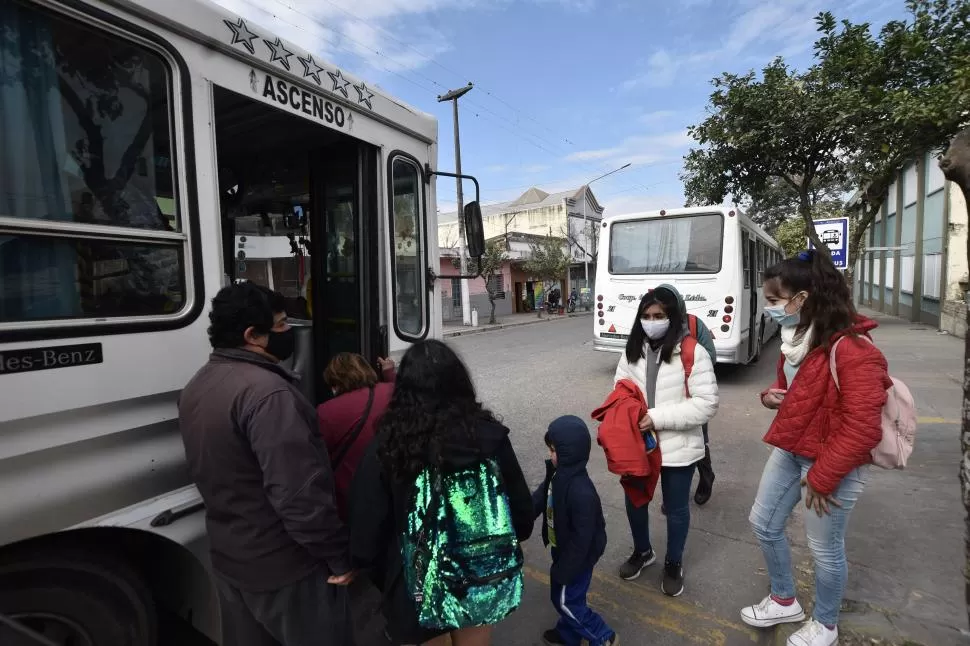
917;417;960;424
524;566;761;645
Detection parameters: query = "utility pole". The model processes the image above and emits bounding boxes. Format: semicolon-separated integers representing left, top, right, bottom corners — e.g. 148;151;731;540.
581;162;631;289
438;83;474;326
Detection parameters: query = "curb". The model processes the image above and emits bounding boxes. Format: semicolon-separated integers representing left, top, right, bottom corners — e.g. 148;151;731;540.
443;311;593;338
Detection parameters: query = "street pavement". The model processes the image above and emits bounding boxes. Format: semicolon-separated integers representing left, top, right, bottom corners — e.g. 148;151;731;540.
440;311;966;646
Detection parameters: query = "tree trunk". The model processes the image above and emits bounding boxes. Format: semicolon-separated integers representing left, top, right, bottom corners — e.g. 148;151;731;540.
488;296;497;325
798;186;825;250
845;202;881;295
938;125;970;630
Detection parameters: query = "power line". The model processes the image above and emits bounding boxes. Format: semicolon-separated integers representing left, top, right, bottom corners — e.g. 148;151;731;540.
310;0;576;146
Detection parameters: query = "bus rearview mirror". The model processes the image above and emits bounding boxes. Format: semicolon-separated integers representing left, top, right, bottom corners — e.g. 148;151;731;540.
464;201;485;258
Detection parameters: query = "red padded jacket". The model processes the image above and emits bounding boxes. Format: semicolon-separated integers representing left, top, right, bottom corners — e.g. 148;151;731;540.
760;316;892;496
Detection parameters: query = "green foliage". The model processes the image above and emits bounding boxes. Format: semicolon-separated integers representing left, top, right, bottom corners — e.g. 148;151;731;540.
523;236;571;283
470;242;508;324
684;0;970;265
773;218;808;258
745;177;850;233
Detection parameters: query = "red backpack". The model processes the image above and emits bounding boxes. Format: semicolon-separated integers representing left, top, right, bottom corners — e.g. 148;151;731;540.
680;314;700;397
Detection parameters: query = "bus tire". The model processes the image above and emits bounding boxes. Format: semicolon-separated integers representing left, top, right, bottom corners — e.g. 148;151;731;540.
0;549;158;646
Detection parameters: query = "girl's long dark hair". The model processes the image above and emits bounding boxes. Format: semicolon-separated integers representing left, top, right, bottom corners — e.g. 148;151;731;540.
764;249;856;351
624;288;684;364
377;339;495;481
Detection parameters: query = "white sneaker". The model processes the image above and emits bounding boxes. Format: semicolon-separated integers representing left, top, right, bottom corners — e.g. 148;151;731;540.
740;595;806;628
787;619;838;646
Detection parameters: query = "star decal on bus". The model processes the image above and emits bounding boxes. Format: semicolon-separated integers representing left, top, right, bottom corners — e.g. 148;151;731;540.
299;54;324;85
328;69;351;98
264;37;293;71
355;82;374;109
224;18;259;55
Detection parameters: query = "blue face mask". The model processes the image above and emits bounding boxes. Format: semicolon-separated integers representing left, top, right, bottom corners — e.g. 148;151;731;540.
765;296;804;327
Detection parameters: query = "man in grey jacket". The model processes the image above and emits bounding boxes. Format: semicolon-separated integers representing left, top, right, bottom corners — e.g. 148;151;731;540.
179;282;354;646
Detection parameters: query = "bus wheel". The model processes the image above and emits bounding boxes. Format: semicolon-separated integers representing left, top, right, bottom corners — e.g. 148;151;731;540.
0;550;157;646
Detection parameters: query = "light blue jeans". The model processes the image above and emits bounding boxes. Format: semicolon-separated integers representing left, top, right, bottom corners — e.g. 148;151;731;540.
749;448;867;627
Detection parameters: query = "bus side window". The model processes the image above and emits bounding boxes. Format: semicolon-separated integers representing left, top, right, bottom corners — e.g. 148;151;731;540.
388;156;427;340
757;240;765;286
742;231;750;286
0;2;189;331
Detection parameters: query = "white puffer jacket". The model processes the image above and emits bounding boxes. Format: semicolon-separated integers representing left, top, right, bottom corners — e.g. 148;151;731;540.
614;341;719;467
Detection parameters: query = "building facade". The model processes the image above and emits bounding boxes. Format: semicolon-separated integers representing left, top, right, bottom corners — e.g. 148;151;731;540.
853;151;968;338
439;186;604;280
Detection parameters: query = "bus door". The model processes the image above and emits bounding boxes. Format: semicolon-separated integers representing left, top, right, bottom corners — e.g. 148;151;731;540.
308;142;382;404
212;86;382;406
747;235;759;359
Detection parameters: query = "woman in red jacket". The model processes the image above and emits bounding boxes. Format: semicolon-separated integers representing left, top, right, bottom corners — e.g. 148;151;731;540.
317;353;395;520
739;250;890;646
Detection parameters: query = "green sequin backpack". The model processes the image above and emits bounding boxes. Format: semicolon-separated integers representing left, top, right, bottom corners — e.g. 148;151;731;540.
402;458;524;630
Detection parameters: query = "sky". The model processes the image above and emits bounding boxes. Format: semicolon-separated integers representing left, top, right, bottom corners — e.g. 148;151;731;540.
214;0;905;219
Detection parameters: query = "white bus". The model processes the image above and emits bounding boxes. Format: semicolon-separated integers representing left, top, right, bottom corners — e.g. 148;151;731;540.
592;206;783;364
0;0;483;642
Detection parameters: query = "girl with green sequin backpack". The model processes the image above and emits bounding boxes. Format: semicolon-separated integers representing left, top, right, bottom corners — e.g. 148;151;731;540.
348;340;534;646
402;457;525;631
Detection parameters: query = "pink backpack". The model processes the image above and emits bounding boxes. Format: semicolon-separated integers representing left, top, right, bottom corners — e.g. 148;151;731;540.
829;335;917;469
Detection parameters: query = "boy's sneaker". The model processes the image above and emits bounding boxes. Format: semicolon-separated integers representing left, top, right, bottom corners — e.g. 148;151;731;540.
661;561;684;596
618;549;656;580
787;619;838;646
541;628;566;645
740;595;806;628
607;633;620;645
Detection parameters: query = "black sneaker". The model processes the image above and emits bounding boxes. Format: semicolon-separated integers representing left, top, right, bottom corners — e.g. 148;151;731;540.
607;633;620;645
618;549;656;580
541;628;566;645
662;561;684;597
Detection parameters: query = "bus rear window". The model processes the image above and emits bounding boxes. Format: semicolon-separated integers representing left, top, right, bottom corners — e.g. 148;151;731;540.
609;213;724;274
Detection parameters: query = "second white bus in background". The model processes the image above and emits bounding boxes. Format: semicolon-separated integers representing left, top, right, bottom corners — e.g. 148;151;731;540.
593;206;783;364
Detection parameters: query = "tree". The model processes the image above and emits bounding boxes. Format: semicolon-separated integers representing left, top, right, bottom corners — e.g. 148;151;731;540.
745;177;850;235
523;236;571;318
465;241;508;325
812;1;970;274
940;126;970;629
562;219;600;267
682;58;848;250
773;218;810;258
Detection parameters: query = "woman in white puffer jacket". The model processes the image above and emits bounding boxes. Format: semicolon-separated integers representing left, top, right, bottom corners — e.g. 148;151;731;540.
613;286;718;598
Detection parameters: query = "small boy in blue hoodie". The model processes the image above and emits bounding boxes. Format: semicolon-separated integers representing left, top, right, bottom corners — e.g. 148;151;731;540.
533;415;618;646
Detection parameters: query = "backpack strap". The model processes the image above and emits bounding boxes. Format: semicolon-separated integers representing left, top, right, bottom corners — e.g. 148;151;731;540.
331;387;375;469
680;335;697;398
829;334;874;390
687;313;698;339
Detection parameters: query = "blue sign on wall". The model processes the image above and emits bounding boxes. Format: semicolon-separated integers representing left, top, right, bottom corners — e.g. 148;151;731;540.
808;217;849;270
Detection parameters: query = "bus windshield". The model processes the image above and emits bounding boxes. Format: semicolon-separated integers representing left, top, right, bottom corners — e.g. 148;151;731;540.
609;212;724;274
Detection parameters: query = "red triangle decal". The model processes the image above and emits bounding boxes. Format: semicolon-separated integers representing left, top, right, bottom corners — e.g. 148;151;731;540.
608;324;616;333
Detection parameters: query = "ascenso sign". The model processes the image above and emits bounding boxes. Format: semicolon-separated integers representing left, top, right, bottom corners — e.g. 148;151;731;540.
258;72;348;129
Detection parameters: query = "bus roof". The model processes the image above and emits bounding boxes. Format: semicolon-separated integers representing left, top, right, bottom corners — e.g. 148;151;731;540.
110;0;438;143
603;205;780;247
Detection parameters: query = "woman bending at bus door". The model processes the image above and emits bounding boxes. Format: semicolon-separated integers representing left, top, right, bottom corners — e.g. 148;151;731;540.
613;286;718;597
740;250;890;646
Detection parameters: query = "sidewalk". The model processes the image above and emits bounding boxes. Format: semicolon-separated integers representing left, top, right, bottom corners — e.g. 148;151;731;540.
442;309;593;338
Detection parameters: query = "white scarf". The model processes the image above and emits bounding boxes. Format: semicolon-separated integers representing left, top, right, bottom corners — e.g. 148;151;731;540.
780;325;815;367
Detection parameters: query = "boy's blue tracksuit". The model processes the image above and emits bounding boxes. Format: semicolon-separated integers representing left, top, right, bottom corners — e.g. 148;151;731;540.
533;416;614;646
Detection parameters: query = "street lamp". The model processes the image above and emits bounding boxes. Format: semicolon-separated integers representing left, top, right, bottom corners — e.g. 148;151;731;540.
438;83;475;326
581;162;631;289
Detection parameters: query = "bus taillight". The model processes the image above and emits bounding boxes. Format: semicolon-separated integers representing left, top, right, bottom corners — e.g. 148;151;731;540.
722;315;732;323
724;295;735;304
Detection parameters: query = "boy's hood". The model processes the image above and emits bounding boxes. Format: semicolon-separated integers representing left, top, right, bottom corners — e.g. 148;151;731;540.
545;415;591;468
